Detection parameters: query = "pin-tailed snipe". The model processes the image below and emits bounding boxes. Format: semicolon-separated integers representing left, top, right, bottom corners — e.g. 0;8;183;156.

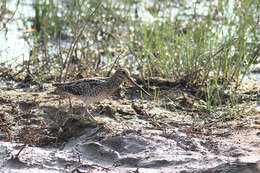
53;68;150;124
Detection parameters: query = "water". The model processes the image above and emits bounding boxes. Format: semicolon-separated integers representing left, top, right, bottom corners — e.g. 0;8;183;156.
0;0;237;66
0;0;34;67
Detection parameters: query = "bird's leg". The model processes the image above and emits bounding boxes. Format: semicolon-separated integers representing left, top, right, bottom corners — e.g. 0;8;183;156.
56;96;62;119
55;96;64;126
84;108;98;123
68;97;73;115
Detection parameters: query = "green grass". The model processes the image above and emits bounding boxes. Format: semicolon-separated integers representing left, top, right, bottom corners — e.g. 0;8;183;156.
14;0;260;107
127;0;259;107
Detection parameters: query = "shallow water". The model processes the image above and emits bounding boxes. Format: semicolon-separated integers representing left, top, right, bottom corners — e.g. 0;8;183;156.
0;0;33;66
0;0;244;68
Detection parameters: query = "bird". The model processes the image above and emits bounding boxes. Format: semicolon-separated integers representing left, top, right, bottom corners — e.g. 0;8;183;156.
52;68;151;124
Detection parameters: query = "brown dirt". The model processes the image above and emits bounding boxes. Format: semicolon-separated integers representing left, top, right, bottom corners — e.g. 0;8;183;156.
0;77;259;172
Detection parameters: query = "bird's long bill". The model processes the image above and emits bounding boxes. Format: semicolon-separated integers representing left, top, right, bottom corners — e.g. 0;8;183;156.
126;76;151;97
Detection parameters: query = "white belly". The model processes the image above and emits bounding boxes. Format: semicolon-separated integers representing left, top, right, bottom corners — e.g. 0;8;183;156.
80;93;109;106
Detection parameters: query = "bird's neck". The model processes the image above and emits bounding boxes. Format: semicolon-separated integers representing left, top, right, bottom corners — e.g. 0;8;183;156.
107;75;124;91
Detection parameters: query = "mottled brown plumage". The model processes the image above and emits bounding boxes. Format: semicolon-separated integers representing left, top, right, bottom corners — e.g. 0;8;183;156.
53;69;150;123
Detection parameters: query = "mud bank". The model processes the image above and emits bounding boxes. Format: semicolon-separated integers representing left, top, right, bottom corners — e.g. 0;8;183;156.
0;78;259;172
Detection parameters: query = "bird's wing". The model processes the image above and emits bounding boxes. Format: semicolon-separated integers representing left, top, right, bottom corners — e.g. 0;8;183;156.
53;78;107;96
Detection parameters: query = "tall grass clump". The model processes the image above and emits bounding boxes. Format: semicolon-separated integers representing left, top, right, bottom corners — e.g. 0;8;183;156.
127;0;259;107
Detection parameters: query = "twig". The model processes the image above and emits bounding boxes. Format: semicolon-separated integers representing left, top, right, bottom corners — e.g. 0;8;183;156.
71;163;110;173
12;144;26;160
0;0;20;31
0;117;12;140
132;104;164;129
106;51;127;77
143;110;162;129
62;1;102;82
85;125;105;140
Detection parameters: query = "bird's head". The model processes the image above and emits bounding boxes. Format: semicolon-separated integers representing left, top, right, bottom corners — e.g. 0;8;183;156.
114;68;131;82
113;68;151;96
